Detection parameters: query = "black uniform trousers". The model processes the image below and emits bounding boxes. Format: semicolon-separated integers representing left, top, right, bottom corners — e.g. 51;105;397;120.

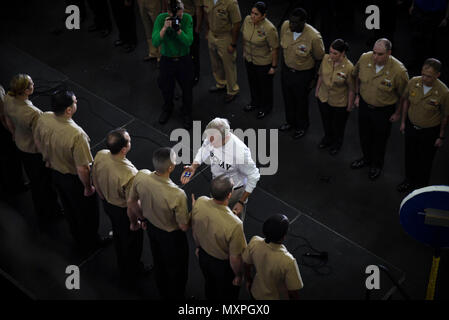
191;14;200;80
19;151;60;223
358;97;395;169
198;247;239;300
317;100;349;147
87;0;112;30
281;65;314;130
245;60;274;114
52;170;100;252
110;0;137;45
158;55;194;114
0;125;26;198
404;119;440;188
146;221;188;299
102;200;143;285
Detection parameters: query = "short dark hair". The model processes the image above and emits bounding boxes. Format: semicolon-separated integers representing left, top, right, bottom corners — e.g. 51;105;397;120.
253;1;267;15
423;58;442;73
210;174;234;201
152;147;175;173
331;39;349;53
263;214;289;243
51;90;75;115
290;7;307;21
106;128;129;155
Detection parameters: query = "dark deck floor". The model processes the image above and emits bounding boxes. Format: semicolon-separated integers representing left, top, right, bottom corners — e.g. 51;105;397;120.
0;0;448;300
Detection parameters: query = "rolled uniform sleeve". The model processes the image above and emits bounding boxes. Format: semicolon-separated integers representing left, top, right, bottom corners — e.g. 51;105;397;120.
347;65;355;91
241;236;256;264
395;69;409;98
73;134;93;167
285;259;304;291
128;176;140;201
352;57;361;79
402;81;411;100
173;191;190;226
228;0;242;24
266;25;279;50
311;36;325;61
240;147;260;193
124;176;136;201
229;224;247;256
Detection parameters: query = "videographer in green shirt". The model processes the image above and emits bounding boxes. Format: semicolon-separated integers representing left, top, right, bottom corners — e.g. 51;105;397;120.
153;0;194;129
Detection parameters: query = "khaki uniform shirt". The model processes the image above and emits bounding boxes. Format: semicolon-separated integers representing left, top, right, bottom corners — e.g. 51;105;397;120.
92;150;138;208
3;95;42;154
242;236;304;300
318;54;355;107
352;52;409;107
33;112;93;175
202;0;241;36
242;16;279;66
128;169;190;232
280;22;324;71
403;76;449;128
192;196;247;260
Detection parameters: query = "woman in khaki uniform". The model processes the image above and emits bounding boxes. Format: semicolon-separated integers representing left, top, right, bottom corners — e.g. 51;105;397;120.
243;214;303;300
315;39;355;155
3;74;60;225
241;1;279;119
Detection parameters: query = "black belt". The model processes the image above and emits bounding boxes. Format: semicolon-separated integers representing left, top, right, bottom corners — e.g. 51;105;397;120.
164;55;187;61
233;185;244;191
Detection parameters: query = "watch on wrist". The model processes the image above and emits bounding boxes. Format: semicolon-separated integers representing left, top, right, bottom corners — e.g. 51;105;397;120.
238;200;245;206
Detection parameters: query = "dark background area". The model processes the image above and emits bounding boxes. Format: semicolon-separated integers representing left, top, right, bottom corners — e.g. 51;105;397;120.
0;0;448;300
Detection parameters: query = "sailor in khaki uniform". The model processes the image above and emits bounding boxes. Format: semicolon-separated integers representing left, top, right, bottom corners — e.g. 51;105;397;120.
279;8;325;139
92;128;142;288
241;1;279;119
397;58;449;192
3;74;60;226
243;214;303;300
138;0;162;61
315;39;355;155
203;0;242;103
33;90;102;253
127;147;190;299
351;38;409;180
192;174;247;300
0;84;27;199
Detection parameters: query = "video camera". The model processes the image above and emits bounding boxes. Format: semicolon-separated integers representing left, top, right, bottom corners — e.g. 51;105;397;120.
168;0;181;32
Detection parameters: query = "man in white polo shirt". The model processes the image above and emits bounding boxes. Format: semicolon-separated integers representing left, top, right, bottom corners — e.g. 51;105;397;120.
181;117;260;221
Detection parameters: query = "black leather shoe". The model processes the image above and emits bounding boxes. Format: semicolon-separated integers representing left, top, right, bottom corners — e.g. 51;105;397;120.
279;123;292;131
318;138;331;149
329;146;341;156
100;28;111;38
224;94;237;103
123;44;136;53
158;110;172;124
397;180;414;192
369;167;382;180
114;39;124;46
351;158;367;169
257;111;266;119
209;85;226;93
243;104;256;112
293;129;306;139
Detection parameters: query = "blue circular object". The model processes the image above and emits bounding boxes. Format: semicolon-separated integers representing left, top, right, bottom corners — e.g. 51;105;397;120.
400;186;449;248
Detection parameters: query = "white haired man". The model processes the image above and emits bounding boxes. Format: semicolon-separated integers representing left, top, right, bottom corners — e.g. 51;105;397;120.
181;117;260;221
